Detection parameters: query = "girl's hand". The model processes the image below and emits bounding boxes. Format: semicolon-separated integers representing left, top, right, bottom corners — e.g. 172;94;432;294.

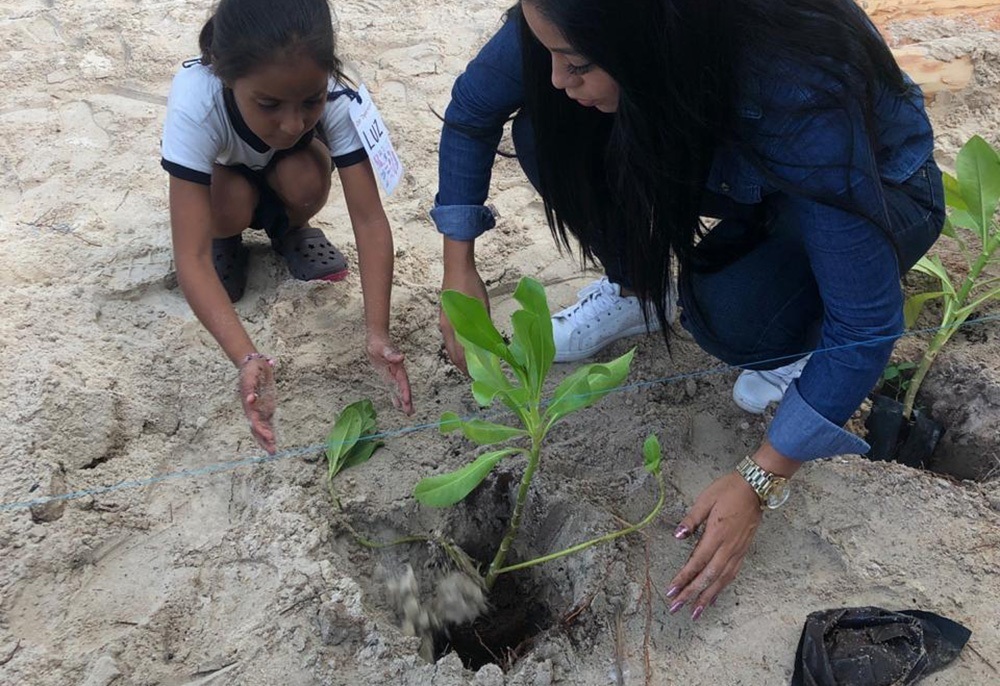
666;472;763;621
367;335;414;415
238;357;277;454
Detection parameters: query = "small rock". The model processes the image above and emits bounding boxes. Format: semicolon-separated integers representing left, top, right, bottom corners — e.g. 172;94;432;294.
685;378;698;398
434;651;466;678
79;52;114;79
30;468;67;524
534;660;554;686
624;582;643;616
47;70;73;84
475;663;504;686
509;660;553;686
739;421;750;431
80;655;121;686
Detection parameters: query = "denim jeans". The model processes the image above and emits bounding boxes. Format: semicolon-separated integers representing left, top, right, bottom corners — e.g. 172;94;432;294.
510;115;945;460
678;160;945;371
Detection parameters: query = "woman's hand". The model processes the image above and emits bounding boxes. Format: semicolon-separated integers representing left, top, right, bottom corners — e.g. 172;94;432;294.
238;357;277;454
666;472;763;621
367;335;414;415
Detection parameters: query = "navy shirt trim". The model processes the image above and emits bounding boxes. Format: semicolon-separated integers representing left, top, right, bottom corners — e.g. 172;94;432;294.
223;87;271;153
161;159;211;185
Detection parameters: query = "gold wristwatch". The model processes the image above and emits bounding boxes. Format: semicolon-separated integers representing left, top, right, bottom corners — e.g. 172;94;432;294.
736;456;791;510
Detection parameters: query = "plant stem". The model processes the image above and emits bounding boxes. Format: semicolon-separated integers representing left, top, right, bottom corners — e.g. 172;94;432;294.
902;237;996;419
492;471;666;578
485;437;541;590
901;330;947;420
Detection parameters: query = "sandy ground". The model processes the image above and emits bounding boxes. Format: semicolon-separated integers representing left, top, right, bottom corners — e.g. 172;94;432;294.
1;2;999;684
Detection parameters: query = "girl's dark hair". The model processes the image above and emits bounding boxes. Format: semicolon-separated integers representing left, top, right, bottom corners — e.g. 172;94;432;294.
515;0;911;338
199;0;344;83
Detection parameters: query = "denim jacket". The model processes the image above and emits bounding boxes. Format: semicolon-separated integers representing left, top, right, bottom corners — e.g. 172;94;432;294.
433;18;939;462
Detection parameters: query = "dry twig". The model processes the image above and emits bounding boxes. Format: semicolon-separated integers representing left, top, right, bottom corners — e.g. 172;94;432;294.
0;640;22;666
561;556;617;627
643;539;654;686
968;642;999;674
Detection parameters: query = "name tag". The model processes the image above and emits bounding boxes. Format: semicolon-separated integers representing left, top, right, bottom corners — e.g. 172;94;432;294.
349;84;403;196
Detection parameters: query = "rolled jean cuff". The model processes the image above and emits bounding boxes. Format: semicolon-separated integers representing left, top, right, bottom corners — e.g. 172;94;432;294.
430;199;497;241
768;382;870;461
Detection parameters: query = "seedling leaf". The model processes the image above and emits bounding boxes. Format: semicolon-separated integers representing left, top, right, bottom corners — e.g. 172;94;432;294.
455;418;528;446
414;448;519;507
545;349;634;423
440;411;463;434
327;408;362;473
463;340;514;407
642;434;662;475
957;284;1000;318
956;135;1000;242
911;256;956;297
508;278;555;393
342;437;381;470
442;290;517;367
942;170;967;211
903;290;945;328
510;309;552;396
326;400;383;481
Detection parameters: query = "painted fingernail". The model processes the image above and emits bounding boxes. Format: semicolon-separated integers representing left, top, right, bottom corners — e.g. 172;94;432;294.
691;606;704;622
674;525;689;539
666;586;680;598
669;600;685;614
709;597;718;607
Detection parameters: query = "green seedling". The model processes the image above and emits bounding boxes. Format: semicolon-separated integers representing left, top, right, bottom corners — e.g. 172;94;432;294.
880;360;918;399
325;399;383;507
415;277;666;590
903;135;1000;419
325;401;473;562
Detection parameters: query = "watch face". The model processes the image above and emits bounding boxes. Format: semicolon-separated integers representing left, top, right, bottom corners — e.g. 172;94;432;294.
765;479;791;509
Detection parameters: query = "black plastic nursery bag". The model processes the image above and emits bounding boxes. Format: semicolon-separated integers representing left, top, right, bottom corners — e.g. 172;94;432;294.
790;607;971;686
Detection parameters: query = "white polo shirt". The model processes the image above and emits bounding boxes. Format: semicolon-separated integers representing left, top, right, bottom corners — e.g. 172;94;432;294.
161;61;367;185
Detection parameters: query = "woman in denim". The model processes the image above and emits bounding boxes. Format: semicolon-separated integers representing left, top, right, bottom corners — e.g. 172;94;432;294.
433;0;944;620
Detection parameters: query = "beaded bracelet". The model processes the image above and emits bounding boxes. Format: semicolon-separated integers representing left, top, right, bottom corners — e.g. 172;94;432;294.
240;352;276;368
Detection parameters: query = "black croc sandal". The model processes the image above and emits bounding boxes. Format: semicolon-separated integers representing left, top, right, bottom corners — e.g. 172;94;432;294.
212;234;249;303
270;225;349;282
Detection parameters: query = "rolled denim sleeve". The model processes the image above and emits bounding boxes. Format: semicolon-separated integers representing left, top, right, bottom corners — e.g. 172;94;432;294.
769;382;870;460
434;17;525;241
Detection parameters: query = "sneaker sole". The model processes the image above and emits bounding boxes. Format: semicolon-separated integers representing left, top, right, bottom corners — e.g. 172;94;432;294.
731;387;771;415
553;322;657;363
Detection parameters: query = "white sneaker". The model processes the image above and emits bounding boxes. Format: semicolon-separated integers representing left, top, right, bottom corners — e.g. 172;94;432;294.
732;354;811;414
551;277;674;363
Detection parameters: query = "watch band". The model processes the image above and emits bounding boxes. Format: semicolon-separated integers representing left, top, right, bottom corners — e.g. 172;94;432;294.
737;456;772;498
736;456;790;510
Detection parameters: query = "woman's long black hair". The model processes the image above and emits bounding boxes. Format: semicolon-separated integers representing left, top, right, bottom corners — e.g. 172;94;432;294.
516;0;910;336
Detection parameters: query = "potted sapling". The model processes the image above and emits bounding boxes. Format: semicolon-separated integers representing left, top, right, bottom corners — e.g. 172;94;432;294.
867;135;1000;466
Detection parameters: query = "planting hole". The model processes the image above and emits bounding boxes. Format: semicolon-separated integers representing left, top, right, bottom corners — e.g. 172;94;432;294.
351;471;613;671
434;572;553;671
